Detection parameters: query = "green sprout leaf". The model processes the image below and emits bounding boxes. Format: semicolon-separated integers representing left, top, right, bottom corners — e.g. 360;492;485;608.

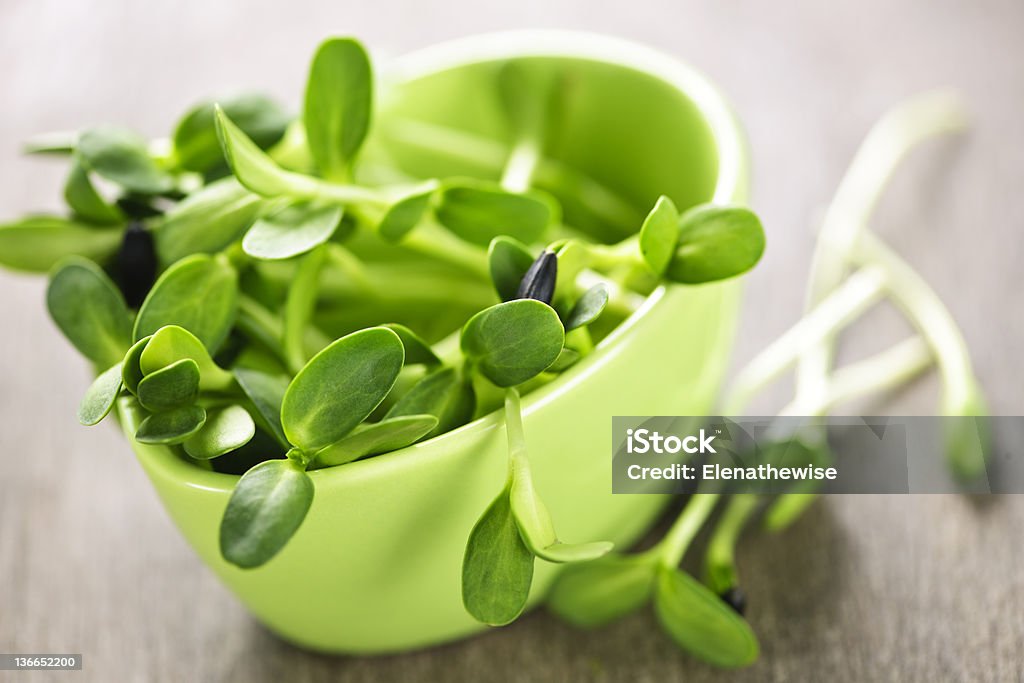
665;205;765;284
281;327;405;451
154;178;264;265
173;93;289;174
304;37;372;181
219;458;314;569
77;127;174;195
653;567;759;668
461;299;564;387
215;106;319;199
242;201;343;260
121;336;151;395
639;195;680;276
462;485;534;626
0;217;119;276
78;363;124;426
548;554;658;628
383;323;441;365
183;405;256;460
136;358;201;412
377;182;437;243
46;257;132;367
506;391;612;564
233;367;290;449
488;235;535;301
547;347;580;372
508;453;557;552
135;405;207;445
563;284;608;331
139;325;235;391
435;179;551;246
64;158;122;225
385;366;474;436
133;254;239;353
23;131;77;155
314;414;438;467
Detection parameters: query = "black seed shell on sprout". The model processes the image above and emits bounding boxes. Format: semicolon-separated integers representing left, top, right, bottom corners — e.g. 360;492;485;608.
515;250;557;305
116;195;164;220
116;222;158;308
720;586;747;615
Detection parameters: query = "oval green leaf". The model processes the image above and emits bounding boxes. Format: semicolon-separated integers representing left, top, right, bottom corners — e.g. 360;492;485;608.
639;195;680;276
281;327;405;451
314;414;438;467
174;93;289;174
653;567;760;668
233;367;290;449
215;106;318;199
136;358;201;412
0;216;121;273
547;347;580;373
155;177;264;265
78;363;124;426
242;201;342;260
547;554;658;628
133;254;238;353
135;405;207;445
77;127;174;195
378;182;437;243
46;257;132;367
488;235;535;302
219;459;314;569
139;325;234;391
461;299;564;387
383;323;440;365
436;179;551;246
183;405;256;460
462;487;535;626
121;335;151;396
563;284;608;331
304;37;372;181
665;205;766;284
384;366;474;435
64;158;122;225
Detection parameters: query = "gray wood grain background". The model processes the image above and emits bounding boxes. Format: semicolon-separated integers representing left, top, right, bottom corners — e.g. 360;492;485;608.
1;1;1022;681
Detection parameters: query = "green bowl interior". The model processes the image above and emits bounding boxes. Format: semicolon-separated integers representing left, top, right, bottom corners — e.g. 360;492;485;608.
373;54;721;242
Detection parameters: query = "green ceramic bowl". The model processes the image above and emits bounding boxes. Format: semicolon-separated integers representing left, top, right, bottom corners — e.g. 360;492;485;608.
122;31;749;654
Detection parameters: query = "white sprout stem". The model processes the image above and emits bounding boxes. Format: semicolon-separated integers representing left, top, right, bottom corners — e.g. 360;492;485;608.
500;139;543;193
795;90;969;407
853;231;978;413
779;335;933;416
723;265;888;415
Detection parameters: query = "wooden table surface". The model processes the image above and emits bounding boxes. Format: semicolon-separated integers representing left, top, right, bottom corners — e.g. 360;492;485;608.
1;1;1022;681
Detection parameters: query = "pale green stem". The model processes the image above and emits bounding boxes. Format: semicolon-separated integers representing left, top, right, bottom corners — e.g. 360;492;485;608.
325;243;374;292
504;388;529;476
284;245;327;374
500;139;543;193
656;493;721;568
383;118;641;228
779;335;933;416
723;265;888;415
704;493;760;589
853;231;980;414
796;90;969;408
237;295;287;362
402;223;491;280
